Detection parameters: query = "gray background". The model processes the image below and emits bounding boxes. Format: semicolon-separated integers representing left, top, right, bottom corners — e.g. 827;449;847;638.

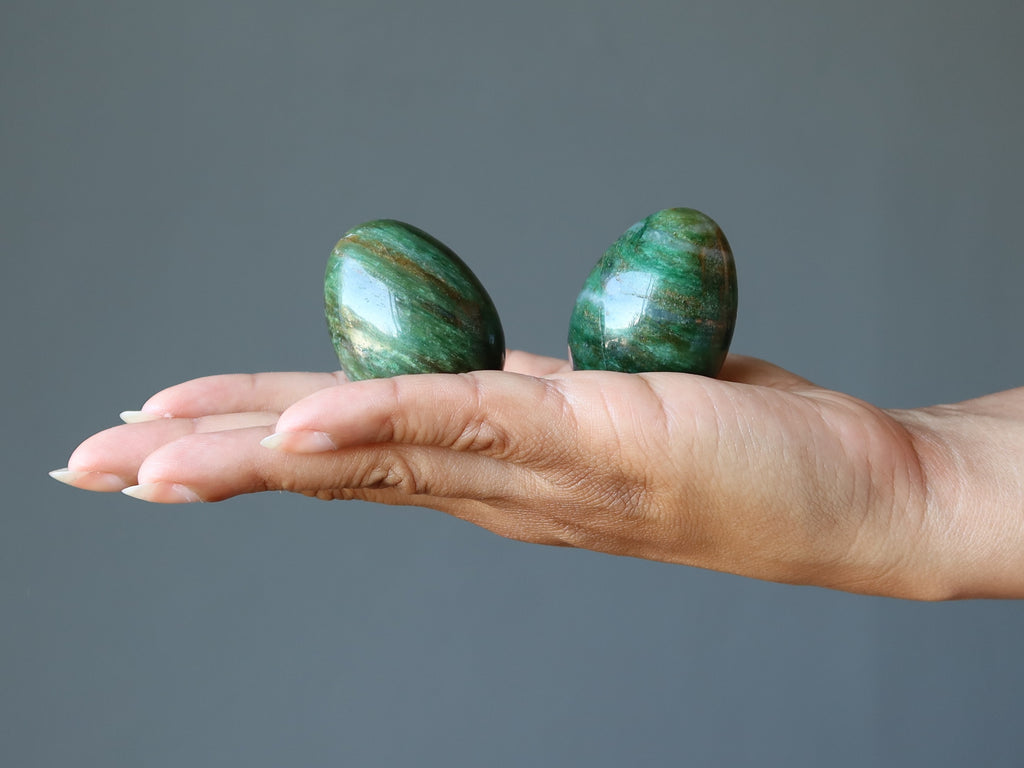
4;0;1023;765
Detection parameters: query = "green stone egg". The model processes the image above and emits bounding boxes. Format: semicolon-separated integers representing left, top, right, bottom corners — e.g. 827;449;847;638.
325;220;505;381
568;208;737;377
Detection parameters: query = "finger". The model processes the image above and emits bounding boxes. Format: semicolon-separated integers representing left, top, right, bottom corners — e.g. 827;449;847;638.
131;358;565;420
126;426;538;505
717;354;815;390
130;371;347;419
270;371;568;460
125;426;569;546
503;350;571;377
126;427;575;546
121;416;641;554
60;412;279;490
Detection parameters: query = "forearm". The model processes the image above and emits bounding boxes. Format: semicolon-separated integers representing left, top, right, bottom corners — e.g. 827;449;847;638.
900;388;1024;599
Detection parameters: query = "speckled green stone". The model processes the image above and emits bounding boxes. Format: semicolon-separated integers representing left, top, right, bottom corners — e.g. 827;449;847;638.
568;208;737;377
325;220;505;381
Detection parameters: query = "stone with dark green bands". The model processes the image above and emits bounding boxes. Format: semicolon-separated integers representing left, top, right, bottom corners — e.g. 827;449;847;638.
325;220;505;381
568;208;738;377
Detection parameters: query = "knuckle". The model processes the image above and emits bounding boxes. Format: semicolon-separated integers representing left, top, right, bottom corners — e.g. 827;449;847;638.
448;374;513;456
379;377;403;442
352;453;425;495
453;412;510;456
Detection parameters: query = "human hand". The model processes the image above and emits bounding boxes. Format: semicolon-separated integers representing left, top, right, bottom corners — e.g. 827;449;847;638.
52;350;1024;600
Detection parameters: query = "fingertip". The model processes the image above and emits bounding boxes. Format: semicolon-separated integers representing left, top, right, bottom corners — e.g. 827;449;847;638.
49;468;131;492
260;430;338;453
122;482;203;503
120;410;167;423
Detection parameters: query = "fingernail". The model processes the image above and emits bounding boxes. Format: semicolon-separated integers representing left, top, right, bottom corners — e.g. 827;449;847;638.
49;468;129;492
120;410;164;423
260;431;338;453
121;483;203;503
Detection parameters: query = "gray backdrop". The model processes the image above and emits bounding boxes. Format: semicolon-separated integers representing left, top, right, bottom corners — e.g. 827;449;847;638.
4;1;1024;765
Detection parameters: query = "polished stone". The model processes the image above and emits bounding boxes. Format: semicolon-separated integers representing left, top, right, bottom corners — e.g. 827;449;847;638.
325;220;505;380
568;208;737;377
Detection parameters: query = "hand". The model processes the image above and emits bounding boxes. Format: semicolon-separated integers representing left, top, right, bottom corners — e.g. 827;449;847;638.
52;350;1024;600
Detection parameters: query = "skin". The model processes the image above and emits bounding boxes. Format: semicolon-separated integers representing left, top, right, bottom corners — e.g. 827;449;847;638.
53;350;1024;600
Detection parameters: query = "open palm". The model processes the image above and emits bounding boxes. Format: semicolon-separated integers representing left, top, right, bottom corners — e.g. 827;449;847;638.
56;350;976;598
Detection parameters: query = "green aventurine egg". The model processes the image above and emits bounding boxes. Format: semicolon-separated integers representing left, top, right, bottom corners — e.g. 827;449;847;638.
325;220;505;381
568;208;738;377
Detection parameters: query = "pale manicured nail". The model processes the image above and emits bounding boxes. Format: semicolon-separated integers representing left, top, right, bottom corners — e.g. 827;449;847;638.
49;468;129;492
260;430;338;453
120;410;164;423
122;483;203;503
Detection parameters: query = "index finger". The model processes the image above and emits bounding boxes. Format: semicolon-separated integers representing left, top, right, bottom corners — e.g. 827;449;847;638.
130;371;348;419
271;371;572;461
